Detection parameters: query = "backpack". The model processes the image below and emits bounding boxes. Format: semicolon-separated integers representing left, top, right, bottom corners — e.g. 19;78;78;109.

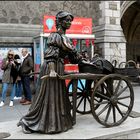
10;63;18;83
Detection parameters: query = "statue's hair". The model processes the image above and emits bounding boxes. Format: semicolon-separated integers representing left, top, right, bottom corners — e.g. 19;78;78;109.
55;11;74;30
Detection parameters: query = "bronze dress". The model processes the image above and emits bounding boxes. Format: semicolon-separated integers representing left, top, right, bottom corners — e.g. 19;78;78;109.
18;32;81;134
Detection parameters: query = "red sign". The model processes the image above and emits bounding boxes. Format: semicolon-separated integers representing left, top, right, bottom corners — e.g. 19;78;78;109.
43;15;92;34
64;64;79;86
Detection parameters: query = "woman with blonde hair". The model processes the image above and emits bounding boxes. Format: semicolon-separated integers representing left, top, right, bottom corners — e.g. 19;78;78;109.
0;49;17;107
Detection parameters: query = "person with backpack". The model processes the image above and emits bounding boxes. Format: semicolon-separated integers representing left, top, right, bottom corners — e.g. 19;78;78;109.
13;54;22;100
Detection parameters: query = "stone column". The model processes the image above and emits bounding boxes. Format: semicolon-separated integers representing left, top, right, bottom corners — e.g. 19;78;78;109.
94;1;126;67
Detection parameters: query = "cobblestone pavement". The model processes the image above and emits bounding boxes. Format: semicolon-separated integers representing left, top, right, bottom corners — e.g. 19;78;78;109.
0;83;140;139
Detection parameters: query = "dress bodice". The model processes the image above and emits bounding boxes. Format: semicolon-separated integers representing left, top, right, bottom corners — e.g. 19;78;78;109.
45;32;82;64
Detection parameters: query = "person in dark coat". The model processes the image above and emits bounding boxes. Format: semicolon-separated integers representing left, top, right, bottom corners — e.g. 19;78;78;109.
17;11;87;134
19;48;34;105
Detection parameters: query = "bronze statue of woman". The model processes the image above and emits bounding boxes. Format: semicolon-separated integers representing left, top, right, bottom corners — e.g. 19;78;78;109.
17;11;83;134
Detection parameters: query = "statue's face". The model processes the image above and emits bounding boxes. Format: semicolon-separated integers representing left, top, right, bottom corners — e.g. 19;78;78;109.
61;15;73;29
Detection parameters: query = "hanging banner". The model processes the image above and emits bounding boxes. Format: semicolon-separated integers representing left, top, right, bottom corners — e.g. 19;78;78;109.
72;39;77;47
43;15;92;34
85;39;90;47
91;39;94;46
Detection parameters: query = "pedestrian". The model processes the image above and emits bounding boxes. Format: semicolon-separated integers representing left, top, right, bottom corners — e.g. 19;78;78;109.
0;50;16;107
19;48;34;105
17;11;88;134
13;54;22;100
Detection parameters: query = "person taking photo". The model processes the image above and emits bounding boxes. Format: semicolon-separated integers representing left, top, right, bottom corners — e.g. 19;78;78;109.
0;50;16;107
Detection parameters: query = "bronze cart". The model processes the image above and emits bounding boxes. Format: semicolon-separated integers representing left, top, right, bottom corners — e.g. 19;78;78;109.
59;62;134;127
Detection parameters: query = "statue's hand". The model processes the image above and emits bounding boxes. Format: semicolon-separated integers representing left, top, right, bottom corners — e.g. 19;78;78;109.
79;58;90;65
49;70;57;77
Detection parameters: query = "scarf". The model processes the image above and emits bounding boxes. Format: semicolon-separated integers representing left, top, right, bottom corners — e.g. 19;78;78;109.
21;53;29;64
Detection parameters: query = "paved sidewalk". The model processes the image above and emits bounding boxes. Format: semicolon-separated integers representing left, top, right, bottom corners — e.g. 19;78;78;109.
0;83;140;139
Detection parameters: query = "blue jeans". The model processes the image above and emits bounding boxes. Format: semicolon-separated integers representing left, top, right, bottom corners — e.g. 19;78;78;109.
1;83;16;102
21;76;32;101
15;80;22;97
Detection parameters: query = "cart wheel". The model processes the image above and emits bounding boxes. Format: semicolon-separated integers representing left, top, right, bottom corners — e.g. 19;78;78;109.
67;79;91;114
91;81;104;110
91;74;134;127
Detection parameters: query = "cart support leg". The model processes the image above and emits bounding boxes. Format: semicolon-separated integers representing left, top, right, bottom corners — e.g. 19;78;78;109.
72;79;78;125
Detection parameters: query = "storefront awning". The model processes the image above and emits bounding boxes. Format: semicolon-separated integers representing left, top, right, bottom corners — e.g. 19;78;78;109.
34;33;95;39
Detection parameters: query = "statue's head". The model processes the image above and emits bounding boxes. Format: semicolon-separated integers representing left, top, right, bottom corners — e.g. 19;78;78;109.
55;11;74;30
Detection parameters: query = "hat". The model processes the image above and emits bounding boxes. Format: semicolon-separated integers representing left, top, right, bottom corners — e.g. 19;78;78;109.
14;54;20;59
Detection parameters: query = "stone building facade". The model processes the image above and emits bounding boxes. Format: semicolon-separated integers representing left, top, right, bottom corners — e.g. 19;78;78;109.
0;1;139;66
0;1;100;45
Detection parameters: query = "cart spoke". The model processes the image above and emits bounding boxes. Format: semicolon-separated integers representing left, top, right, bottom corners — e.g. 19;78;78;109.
96;91;110;100
114;80;122;95
79;80;85;90
84;98;87;112
102;83;112;96
115;104;124;117
76;94;83;100
97;103;110;116
94;97;100;102
87;96;91;103
76;97;84;109
105;105;111;122
116;86;128;97
94;100;109;105
117;101;129;108
112;105;116;123
77;87;84;92
118;96;130;100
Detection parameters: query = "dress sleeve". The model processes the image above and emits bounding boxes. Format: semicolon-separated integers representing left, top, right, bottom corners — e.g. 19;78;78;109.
44;33;62;62
60;35;83;64
68;48;83;64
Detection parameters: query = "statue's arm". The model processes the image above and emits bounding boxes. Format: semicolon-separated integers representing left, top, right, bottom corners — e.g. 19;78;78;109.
44;33;61;77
